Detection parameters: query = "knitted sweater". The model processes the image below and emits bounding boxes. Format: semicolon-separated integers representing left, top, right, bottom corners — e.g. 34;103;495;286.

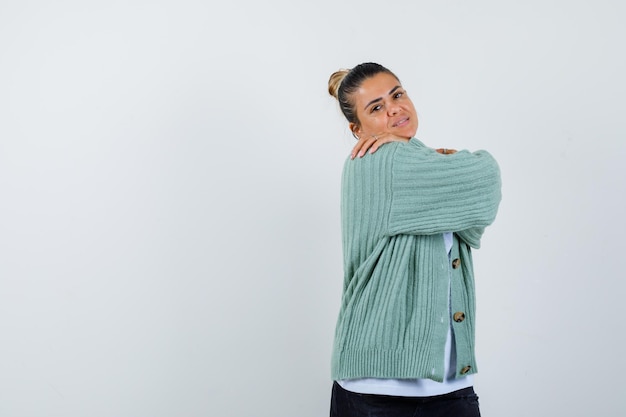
331;137;501;382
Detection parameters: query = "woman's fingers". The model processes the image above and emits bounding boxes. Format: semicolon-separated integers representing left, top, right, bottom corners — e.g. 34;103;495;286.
351;136;377;159
352;134;411;158
436;148;458;155
352;134;390;158
366;135;395;155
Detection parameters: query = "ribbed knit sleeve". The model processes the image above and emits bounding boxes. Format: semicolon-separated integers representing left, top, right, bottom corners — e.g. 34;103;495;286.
340;145;396;279
387;138;501;245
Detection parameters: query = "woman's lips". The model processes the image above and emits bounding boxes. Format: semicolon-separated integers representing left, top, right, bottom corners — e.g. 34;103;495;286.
393;117;410;127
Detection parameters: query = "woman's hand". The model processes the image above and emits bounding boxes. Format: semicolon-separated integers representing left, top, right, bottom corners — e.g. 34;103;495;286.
351;133;410;159
436;148;457;155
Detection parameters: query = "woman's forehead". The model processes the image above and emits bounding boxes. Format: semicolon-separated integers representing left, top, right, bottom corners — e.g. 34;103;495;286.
355;73;402;102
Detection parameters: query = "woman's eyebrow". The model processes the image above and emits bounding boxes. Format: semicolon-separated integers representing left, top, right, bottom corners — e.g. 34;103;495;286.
388;85;401;95
364;85;402;110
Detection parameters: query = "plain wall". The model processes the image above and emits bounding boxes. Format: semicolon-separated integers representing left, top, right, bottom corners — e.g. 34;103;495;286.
1;1;625;416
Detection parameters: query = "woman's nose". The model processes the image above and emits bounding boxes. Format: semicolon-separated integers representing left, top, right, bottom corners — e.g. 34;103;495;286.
388;105;400;116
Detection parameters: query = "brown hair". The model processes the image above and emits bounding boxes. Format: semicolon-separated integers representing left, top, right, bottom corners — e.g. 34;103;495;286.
328;62;399;127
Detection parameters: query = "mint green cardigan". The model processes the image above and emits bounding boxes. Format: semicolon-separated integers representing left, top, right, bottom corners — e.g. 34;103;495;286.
331;138;501;382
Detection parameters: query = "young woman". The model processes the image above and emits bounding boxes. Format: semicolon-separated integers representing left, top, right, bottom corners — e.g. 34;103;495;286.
327;62;502;417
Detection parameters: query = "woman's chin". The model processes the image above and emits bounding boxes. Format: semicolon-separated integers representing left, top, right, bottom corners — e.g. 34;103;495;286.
399;130;417;139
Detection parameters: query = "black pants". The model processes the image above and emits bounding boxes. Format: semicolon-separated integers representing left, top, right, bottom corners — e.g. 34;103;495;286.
330;381;481;417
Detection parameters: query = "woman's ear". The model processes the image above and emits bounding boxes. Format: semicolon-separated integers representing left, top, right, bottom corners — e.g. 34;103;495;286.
349;122;361;140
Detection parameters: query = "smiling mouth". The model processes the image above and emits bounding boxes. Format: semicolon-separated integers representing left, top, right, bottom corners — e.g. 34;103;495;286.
393;117;409;127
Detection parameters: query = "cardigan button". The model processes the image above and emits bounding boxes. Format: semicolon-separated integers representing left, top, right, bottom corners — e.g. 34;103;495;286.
453;312;466;322
460;365;472;375
452;258;461;269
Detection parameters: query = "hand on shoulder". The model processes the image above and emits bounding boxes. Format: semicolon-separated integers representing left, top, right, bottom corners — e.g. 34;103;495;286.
351;133;410;159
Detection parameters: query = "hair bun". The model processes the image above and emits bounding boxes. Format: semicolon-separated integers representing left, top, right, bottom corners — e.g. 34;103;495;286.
328;69;350;99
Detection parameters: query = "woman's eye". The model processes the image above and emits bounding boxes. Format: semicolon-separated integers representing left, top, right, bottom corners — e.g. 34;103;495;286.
370;105;381;113
394;92;404;99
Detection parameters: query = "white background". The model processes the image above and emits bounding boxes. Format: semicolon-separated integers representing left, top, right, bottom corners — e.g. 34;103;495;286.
1;1;625;416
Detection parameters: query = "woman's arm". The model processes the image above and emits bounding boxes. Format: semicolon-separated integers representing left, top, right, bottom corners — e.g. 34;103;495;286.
386;139;501;240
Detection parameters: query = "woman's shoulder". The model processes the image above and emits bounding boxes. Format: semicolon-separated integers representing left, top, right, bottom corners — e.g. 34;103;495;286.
342;142;406;182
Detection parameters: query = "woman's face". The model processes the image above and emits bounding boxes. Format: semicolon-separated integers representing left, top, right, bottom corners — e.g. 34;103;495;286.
350;72;418;140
